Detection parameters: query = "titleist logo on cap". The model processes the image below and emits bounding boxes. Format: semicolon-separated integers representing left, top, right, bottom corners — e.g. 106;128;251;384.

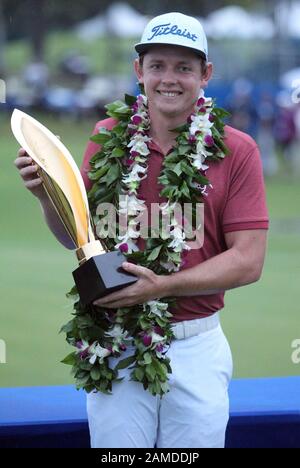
147;23;198;43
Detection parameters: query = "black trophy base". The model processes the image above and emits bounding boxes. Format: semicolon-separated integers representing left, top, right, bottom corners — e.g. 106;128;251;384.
72;251;138;306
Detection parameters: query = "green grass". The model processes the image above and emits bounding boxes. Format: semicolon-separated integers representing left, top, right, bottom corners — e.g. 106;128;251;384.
5;32;135;76
0;111;300;387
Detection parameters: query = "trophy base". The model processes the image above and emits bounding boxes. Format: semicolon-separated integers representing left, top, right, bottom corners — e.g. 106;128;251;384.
72;251;138;306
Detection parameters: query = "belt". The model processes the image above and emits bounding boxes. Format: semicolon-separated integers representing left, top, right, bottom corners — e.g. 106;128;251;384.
171;313;220;340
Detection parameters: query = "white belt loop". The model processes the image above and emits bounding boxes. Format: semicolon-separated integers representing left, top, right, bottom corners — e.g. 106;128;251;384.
171;313;220;340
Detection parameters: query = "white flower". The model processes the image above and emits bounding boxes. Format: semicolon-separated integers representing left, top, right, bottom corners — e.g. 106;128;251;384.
196;140;213;158
145;300;169;318
105;325;130;347
105;324;127;339
160;201;178;216
188;153;209;171
88;342;111;365
168;226;191;253
119;194;146;216
190;114;214;136
160;260;181;273
151;332;165;344
122;163;148;185
128;134;151;157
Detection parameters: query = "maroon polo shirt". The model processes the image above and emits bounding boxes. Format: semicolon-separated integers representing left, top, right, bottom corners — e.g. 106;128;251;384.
81;118;269;322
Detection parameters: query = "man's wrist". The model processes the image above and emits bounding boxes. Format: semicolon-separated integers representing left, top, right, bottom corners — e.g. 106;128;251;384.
158;273;176;298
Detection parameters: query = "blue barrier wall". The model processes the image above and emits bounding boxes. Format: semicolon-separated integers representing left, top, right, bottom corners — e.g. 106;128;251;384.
0;377;299;448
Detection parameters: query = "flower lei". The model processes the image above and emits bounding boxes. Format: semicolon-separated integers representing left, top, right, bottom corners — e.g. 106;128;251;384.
61;91;229;397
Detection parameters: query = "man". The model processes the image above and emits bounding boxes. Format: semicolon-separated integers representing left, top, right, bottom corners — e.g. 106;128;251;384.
15;13;269;448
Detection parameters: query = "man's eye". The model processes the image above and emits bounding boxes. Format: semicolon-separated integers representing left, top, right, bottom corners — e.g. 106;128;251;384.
151;64;161;70
180;67;191;72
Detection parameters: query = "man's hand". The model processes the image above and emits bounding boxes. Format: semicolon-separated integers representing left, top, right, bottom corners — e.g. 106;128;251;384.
93;262;168;309
14;148;45;199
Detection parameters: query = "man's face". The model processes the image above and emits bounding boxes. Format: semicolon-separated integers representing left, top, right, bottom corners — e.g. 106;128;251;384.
135;45;211;120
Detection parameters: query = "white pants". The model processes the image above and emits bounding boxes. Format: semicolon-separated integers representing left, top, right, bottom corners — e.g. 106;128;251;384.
87;315;233;449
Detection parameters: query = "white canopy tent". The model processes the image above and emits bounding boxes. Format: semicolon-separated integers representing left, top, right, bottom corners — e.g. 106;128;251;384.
203;6;275;40
275;0;300;39
76;3;148;41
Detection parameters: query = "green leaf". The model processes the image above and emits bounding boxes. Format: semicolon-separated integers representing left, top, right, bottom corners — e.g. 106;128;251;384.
132;366;144;382
112;147;125;158
91;367;101;381
94;157;109;169
106;164;120;186
90;133;110;145
178;144;191;154
143;352;152;365
173;162;183;177
145;363;156;382
115;355;136;371
61;352;76;366
60;320;74;334
147;245;163;261
180;181;190;199
125;94;137;106
88;165;109;181
181;161;195;177
66;285;78;298
139;317;150;330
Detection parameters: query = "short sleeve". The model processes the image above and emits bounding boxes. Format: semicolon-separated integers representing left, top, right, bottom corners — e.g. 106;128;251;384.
80;125;101;192
222;146;269;233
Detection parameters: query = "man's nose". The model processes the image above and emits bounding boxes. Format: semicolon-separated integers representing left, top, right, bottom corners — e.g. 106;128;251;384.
161;68;178;85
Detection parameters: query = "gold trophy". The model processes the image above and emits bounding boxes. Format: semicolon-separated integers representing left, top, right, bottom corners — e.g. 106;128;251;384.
11;110;137;306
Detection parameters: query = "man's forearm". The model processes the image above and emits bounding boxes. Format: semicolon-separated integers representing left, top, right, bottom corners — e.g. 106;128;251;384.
161;247;260;298
39;191;75;249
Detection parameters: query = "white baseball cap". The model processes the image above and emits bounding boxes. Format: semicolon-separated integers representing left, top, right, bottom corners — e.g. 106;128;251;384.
135;12;208;60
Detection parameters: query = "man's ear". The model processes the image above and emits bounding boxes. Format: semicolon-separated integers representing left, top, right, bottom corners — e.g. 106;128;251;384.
200;62;213;89
134;58;144;86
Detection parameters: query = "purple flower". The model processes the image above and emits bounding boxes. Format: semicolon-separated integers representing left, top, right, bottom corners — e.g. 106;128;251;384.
154;326;164;336
156;344;164;353
119;344;127;352
142;334;152;347
199;107;207;113
79;349;89;360
188;135;197;145
197;97;205;107
125;158;135;167
131;115;143;126
119;243;129;254
204;135;215;147
128;127;137;136
130;150;140;158
209;114;215;123
137;95;145;106
132;103;139;113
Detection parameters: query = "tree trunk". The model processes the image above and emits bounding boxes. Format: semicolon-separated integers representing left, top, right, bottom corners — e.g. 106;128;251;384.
25;0;46;62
